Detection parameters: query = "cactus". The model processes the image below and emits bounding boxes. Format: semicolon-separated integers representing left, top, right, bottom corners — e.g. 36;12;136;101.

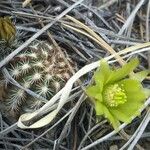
0;41;73;119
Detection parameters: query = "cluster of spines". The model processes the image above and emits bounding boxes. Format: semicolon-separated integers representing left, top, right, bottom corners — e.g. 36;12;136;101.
0;41;72;117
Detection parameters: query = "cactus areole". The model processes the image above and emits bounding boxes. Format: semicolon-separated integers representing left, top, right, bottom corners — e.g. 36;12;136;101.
0;41;73;118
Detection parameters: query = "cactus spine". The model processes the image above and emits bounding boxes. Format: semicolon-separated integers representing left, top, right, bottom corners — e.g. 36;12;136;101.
0;41;72;118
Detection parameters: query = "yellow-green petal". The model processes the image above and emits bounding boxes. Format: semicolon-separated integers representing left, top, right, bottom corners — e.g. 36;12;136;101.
118;79;143;93
94;60;112;89
95;102;120;129
95;101;104;115
106;58;139;84
86;86;100;98
118;79;146;103
110;101;141;124
130;70;149;82
110;109;132;123
110;79;146;123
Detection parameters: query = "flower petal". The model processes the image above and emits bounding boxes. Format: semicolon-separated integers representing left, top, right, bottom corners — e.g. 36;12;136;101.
110;79;146;123
106;58;139;84
95;101;104;115
86;86;99;97
118;79;143;93
95;101;120;129
130;70;149;82
110;109;132;123
110;100;142;123
94;60;112;91
119;79;146;103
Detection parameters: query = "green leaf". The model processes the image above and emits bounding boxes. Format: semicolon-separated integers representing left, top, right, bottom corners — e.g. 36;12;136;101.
130;70;149;82
106;58;139;84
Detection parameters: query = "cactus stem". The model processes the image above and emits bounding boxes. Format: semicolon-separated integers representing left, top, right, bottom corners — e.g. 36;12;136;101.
17;53;27;59
33;61;44;68
27;52;37;59
45;74;53;83
8;89;26;111
53;81;61;92
29;72;43;83
9;64;20;78
37;84;53;97
20;61;31;74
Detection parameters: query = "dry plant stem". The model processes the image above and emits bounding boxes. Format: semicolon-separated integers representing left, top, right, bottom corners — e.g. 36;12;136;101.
87;106;94;131
81;123;126;150
128;109;150;150
73;122;78;150
146;1;150;69
63;23;125;64
13;10;142;43
21;109;73;150
53;140;57;150
0;0;85;69
12;11;84;28
78;120;107;150
146;1;150;41
120;108;150;150
119;130;143;150
139;10;144;40
0;123;17;136
71;0;114;30
70;44;89;62
22;0;32;7
56;0;97;30
118;0;145;35
56;93;86;147
98;0;118;9
64;15;125;65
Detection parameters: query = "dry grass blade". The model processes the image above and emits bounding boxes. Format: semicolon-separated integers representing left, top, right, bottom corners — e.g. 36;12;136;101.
0;0;85;69
22;0;32;7
64;15;125;65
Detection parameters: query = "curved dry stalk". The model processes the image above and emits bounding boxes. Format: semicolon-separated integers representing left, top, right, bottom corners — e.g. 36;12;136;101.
63;15;125;65
17;42;150;129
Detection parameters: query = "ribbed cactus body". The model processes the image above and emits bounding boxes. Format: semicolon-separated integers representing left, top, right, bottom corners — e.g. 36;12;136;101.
0;41;72;118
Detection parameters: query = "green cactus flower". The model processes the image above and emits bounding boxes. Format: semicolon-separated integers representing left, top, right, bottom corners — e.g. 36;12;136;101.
86;58;150;130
